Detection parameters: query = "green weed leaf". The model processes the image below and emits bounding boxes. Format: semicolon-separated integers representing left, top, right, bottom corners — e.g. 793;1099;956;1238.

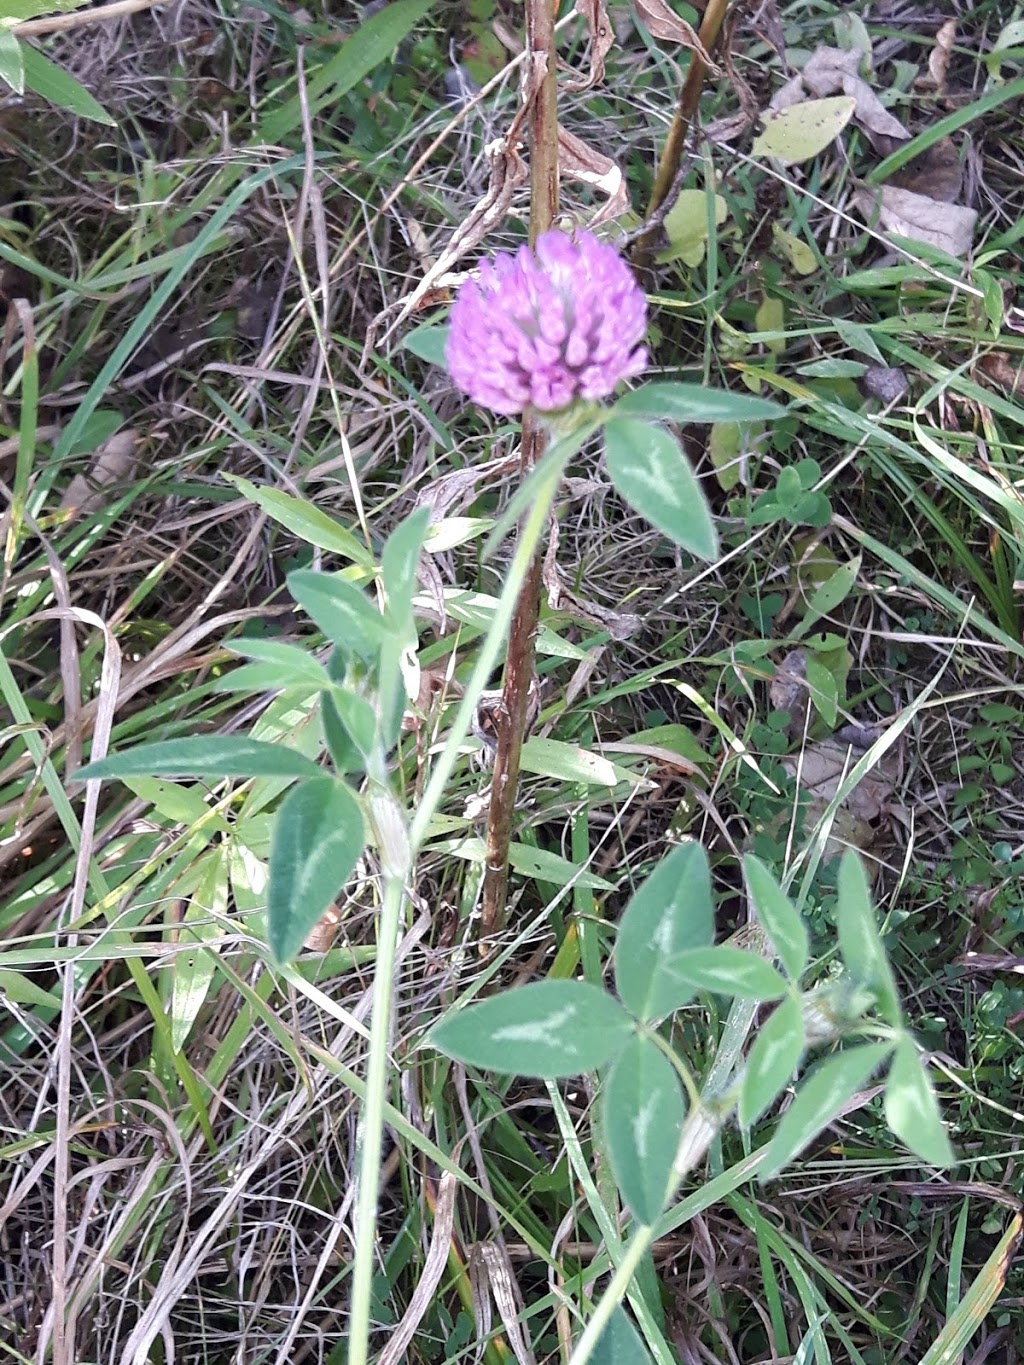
288;569;391;660
21;42;115;124
261;0;435;143
80;737;322;781
226;475;374;567
430;980;633;1078
381;507;430;634
836;850;902;1027
760;1042;893;1181
603;1033;685;1224
214;638;332;694
268;775;366;962
604;417;719;561
752;96;856;165
171;852;227;1052
616;381;786;424
615;841;714;1021
403;324;450;366
590;1306;653;1365
0;32;24;94
884;1036;954;1167
664;946;788;1001
743;855;809;981
739;994;805;1128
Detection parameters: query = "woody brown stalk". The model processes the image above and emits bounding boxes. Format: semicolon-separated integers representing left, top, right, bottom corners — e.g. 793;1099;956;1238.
480;0;559;943
632;0;730;274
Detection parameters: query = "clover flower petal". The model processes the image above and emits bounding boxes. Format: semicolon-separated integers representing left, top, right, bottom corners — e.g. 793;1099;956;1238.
446;230;648;416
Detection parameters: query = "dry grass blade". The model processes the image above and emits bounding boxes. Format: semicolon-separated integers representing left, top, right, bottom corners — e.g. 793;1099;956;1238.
379;1172;457;1365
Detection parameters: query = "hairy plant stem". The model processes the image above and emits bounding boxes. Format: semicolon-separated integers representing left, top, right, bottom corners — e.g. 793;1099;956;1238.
631;0;730;275
480;0;560;943
347;453;571;1365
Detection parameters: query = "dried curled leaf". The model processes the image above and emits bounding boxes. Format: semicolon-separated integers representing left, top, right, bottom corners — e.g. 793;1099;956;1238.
557;126;630;224
633;0;719;71
568;0;615;91
58;428;139;520
771;45;908;143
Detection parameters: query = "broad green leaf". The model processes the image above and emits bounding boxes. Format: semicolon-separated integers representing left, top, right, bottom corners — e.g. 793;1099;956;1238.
616;382;786;425
739;994;805;1128
268;775;366;962
429;980;633;1078
590;1305;653;1365
416;589;589;659
0;31;24;93
381;507;430;629
403;323;450;366
603;1034;685;1224
261;0;435;143
658;189;728;266
0;0;95;22
124;777;216;826
605;416;719;561
752;96;856;165
20;43;115;124
743;855;809;981
212;662;324;696
65;409;125;457
171;851;227;1052
664;946;788;1001
805;654;838;727
797;556;861;627
288;569;391;660
214;640;331;695
615;841;714;1021
760;1042;893;1181
424;516;493;552
225;474;374;568
625;723;713;768
884;1036;954;1167
80;737;322;782
227;637;332;679
0;969;61;1009
772;223;818;275
435;837;614;891
836;850;902;1026
328;686;378;760
520;737;642;788
321;690;366;775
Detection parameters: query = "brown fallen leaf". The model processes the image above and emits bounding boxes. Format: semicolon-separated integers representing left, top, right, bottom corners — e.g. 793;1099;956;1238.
925;18;956;93
772;45;908;142
977;353;1024;397
852;184;977;258
890;135;964;203
58;428;139;521
770;647;812;739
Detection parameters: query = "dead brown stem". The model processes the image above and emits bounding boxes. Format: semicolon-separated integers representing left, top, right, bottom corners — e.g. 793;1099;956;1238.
632;0;731;275
479;0;559;944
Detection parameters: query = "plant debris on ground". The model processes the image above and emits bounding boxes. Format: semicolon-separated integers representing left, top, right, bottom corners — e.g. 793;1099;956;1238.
1;0;1024;1361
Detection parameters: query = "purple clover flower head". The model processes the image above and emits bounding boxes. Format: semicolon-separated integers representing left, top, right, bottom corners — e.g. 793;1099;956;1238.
446;229;648;416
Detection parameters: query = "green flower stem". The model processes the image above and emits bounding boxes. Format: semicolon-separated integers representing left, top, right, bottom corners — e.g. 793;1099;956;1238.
349;457;569;1365
347;862;408;1365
